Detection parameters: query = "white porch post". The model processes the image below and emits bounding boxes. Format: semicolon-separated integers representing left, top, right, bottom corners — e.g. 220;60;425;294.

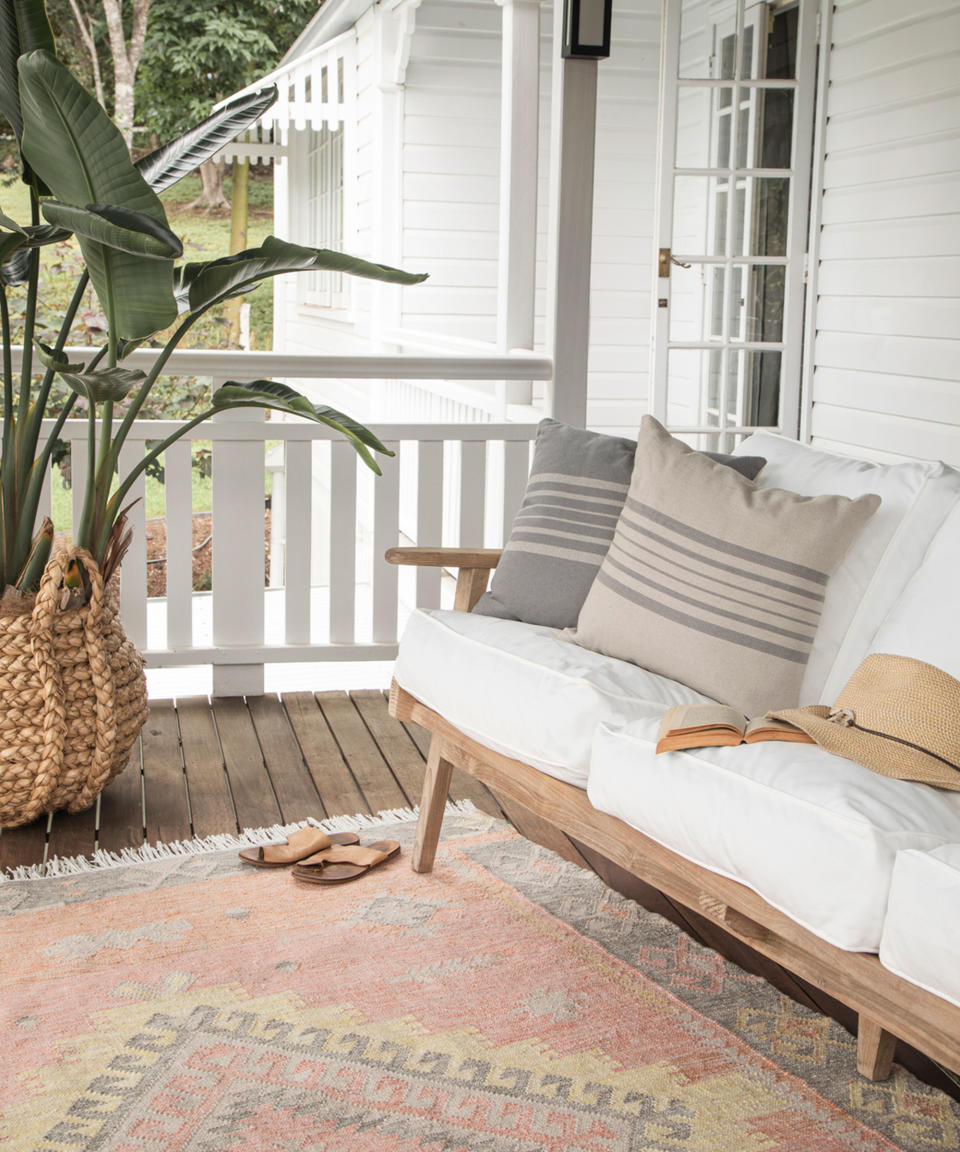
545;1;599;429
496;0;540;407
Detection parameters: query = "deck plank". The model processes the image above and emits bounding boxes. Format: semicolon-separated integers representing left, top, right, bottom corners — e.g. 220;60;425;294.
394;696;504;819
213;698;282;832
45;805;97;865
142;701;191;847
178;696;237;838
98;742;145;853
247;695;325;823
316;691;407;815
352;690;425;806
0;817;48;872
283;692;368;816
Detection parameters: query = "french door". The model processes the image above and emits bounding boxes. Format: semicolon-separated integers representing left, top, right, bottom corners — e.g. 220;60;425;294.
652;0;818;448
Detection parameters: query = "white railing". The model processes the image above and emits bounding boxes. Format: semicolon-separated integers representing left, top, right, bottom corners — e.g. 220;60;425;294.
26;349;549;694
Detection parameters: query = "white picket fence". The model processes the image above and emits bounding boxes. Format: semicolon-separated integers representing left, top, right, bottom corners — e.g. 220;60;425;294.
27;349;548;694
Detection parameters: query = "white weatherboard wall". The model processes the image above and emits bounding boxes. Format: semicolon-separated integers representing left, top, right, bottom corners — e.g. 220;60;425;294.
268;0;663;434
808;0;960;466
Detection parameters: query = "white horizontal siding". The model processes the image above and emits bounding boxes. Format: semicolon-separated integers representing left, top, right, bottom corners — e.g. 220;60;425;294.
809;0;960;465
277;0;661;433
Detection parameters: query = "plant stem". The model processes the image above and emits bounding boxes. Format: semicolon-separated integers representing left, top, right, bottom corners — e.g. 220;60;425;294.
15;198;41;430
96;404;216;559
0;287;14;581
75;399;98;550
108;310;199;474
27;271;90;453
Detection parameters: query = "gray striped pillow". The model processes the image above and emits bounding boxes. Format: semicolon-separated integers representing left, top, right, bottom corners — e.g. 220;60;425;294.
473;419;766;629
569;417;881;715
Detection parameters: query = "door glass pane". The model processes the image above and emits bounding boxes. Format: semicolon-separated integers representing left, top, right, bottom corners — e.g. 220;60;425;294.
675;89;733;167
678;0;736;79
666;349;710;425
748;176;789;256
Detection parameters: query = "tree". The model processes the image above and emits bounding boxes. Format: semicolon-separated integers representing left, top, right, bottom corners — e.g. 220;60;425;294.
100;0;149;147
136;0;314;209
43;0;149;146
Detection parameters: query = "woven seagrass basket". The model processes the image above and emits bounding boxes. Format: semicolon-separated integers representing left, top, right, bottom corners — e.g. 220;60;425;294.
0;548;148;829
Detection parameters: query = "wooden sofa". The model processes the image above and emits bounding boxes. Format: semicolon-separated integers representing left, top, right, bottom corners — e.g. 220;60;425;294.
387;545;960;1088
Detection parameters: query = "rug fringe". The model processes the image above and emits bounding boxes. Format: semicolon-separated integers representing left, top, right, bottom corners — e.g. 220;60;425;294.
2;799;477;881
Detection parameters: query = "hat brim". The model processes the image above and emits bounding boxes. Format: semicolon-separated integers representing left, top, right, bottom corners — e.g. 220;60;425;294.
768;706;960;792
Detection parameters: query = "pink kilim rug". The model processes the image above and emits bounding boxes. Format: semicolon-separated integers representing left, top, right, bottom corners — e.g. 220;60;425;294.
1;809;957;1151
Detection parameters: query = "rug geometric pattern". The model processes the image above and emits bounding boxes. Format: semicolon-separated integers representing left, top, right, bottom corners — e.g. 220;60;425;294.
1;811;957;1151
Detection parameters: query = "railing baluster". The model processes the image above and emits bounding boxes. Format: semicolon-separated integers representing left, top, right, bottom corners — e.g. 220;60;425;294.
284;440;312;645
459;440;486;547
117;438;147;650
417;440;444;608
164;439;193;650
211;391;265;696
502;438;531;543
329;440;357;644
372;441;400;643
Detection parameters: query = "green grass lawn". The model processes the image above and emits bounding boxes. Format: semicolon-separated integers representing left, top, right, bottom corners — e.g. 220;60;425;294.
1;168;275;351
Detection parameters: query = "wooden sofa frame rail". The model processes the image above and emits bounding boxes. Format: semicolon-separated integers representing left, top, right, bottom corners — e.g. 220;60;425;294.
385;546;960;1083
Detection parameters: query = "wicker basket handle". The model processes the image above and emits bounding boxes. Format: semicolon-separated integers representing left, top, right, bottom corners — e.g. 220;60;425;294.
27;547;117;818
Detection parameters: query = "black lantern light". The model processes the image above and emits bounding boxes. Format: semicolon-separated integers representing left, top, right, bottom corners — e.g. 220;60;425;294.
562;0;613;60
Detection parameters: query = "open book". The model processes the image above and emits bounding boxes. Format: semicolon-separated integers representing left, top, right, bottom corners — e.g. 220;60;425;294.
656;704;815;754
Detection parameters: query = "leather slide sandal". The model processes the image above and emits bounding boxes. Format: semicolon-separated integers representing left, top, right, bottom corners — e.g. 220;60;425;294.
238;827;360;868
290;840;401;885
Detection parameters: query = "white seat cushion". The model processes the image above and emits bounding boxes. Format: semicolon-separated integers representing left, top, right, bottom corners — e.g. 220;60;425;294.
868;500;960;679
879;844;960;1009
394;608;713;788
735;433;960;704
587;716;960;951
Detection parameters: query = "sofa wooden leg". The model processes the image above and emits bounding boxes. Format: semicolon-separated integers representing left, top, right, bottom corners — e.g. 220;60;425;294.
413;740;454;874
857;1015;897;1080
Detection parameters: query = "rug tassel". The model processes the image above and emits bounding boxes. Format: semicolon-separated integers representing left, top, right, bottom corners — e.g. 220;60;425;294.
2;799;477;882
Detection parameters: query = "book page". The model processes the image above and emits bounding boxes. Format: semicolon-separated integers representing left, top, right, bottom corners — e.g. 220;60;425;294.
743;716;814;743
660;704;748;737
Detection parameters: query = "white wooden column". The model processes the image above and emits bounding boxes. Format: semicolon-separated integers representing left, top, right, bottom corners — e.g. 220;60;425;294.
496;0;540;406
545;1;599;429
370;3;417;347
211;380;265;696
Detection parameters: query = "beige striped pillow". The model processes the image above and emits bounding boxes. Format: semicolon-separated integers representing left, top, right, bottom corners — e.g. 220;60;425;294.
568;417;881;715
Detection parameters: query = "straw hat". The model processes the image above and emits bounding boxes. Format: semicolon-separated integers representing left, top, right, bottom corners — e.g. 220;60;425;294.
768;653;960;792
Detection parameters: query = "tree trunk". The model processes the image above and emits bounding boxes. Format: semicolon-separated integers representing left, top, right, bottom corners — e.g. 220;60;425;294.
67;0;106;108
187;162;231;213
101;0;150;149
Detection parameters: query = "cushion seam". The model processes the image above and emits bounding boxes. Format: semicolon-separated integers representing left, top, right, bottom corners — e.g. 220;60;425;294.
598;721;960;838
416;609;710;708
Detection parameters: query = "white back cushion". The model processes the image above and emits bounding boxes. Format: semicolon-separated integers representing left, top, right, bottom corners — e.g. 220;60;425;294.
869;499;960;678
735;433;960;704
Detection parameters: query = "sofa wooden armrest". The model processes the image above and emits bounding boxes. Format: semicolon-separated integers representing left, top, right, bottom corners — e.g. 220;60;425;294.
385;546;502;612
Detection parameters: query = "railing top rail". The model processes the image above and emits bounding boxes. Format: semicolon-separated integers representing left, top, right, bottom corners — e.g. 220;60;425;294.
46;419;542;441
7;346;553;382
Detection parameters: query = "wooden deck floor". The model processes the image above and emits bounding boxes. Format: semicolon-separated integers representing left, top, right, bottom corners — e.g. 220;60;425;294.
0;691;582;874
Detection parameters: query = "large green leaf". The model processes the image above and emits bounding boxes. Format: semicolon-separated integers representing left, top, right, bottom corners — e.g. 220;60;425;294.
136;87;278;194
18;50;179;338
0;220;71;285
33;339;84;372
42;202;182;259
211;379;395;474
57;365;147;403
0;0;54;188
177;236;428;315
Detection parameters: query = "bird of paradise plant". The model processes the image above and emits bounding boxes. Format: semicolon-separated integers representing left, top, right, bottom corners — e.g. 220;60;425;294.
0;0;426;597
